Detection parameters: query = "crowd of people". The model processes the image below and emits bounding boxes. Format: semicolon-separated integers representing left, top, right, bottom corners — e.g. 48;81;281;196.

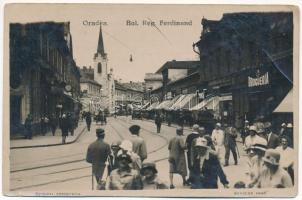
23;112;79;142
85;115;294;190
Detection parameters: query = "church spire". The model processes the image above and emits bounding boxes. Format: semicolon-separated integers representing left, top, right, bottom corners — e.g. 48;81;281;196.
96;24;106;58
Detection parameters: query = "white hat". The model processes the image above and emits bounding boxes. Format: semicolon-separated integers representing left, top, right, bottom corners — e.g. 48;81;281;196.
249;125;257;132
215;123;222;127
192;124;199;131
287;123;293;128
120;140;133;152
195;137;208;148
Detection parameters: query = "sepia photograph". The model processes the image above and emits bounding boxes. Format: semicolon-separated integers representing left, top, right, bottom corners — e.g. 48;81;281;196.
2;3;299;197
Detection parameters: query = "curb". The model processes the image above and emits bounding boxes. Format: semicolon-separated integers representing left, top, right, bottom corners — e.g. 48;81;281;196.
10;126;86;149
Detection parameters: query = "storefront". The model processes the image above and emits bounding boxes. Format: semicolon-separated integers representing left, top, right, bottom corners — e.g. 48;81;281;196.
232;65;292;128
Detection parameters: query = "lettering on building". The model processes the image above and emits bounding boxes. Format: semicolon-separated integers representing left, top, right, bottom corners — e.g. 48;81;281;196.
248;70;269;87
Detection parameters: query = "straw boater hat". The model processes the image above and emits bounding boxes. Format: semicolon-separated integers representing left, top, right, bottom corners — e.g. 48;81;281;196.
249;125;257;132
195;137;208;149
262;149;280;166
215;123;222;127
192;124;199;132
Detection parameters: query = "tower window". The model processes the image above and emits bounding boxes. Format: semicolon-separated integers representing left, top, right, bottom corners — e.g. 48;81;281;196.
98;63;102;73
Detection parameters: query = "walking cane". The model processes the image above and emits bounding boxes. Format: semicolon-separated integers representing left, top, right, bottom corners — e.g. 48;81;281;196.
91;167;94;190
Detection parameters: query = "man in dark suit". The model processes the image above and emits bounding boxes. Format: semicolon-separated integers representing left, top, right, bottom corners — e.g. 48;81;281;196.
86;128;111;184
224;124;238;166
155;113;162;133
265;122;280;149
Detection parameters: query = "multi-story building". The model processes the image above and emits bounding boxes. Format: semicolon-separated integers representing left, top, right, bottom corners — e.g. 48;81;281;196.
115;81;144;111
10;22;80;136
80;66;101;113
194;12;293;127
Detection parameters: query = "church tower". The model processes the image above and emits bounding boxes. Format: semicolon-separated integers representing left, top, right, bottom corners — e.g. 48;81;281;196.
93;25;110;111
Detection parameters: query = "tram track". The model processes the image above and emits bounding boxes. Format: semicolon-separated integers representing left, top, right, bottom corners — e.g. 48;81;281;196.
10;117;171;191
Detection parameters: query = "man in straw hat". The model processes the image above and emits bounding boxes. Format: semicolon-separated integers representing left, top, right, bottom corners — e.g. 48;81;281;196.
244;125;267;151
255;149;293;188
190;137;229;189
86;128;111;189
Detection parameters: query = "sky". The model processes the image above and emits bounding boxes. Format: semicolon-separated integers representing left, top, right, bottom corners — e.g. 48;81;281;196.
5;4;292;82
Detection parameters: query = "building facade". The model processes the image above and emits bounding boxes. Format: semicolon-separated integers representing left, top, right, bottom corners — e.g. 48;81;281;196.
79;67;102;113
10;22;80;136
194;12;293;127
115;81;144;111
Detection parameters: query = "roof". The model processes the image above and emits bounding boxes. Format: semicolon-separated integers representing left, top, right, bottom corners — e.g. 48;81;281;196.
115;81;144;92
80;78;102;87
156;60;200;73
144;73;163;81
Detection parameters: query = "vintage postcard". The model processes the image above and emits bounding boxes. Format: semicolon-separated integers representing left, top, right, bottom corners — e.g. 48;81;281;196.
2;3;299;197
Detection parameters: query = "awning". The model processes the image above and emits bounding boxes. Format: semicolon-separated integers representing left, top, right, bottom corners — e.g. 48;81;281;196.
169;95;187;110
146;102;160;111
273;89;293;113
190;96;219;111
141;102;150;110
180;94;199;110
155;100;172;110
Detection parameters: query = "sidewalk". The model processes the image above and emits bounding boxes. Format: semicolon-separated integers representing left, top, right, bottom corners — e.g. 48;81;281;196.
10;122;86;149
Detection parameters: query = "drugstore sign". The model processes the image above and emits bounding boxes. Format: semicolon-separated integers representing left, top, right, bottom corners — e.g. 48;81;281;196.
248;70;269;87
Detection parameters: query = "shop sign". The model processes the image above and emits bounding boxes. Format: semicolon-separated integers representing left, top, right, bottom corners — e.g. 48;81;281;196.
65;84;72;92
248;70;269;87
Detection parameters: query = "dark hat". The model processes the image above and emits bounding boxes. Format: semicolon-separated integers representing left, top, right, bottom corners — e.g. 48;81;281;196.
117;152;132;163
96;128;105;136
264;122;272;129
140;162;158;175
111;140;121;147
176;127;184;135
129;125;140;134
251;143;267;152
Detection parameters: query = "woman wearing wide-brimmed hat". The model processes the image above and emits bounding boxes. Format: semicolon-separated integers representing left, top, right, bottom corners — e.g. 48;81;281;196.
255;149;293;188
140;162;168;189
105;152;143;190
245;140;267;188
